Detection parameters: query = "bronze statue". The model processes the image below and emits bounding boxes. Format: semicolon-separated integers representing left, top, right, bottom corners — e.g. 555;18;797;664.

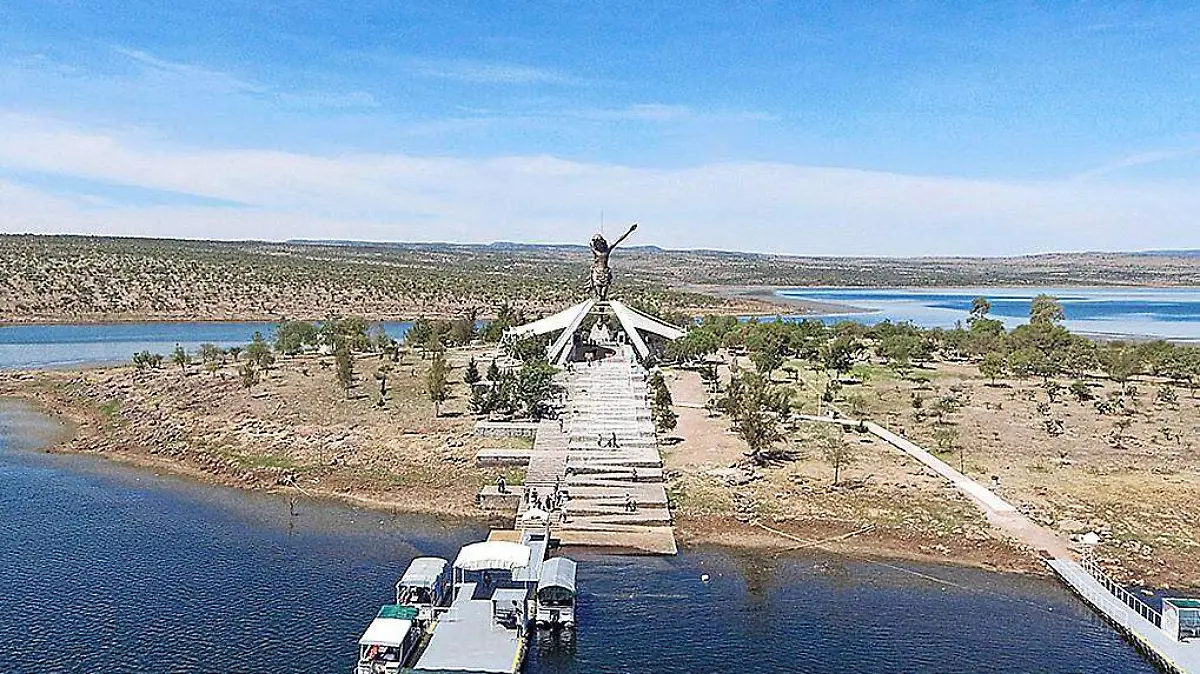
589;222;637;301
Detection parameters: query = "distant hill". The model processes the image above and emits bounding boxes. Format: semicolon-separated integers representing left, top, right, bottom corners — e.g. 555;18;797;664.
1134;250;1200;258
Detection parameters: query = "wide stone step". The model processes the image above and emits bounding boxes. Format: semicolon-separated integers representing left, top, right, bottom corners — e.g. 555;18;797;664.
475;448;532;467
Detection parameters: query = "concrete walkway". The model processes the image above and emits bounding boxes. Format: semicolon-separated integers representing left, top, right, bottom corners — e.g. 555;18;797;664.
800;415;1072;559
476;346;676;554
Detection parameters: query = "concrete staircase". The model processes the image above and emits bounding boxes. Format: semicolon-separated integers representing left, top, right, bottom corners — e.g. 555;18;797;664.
474;345;677;554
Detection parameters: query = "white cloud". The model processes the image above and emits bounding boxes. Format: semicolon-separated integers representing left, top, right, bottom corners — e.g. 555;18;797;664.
1;113;1198;255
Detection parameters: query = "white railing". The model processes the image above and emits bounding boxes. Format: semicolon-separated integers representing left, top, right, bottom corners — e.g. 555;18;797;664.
1080;555;1162;628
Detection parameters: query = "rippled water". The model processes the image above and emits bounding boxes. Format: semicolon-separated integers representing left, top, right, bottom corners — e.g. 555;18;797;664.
0;400;1158;673
780;286;1200;341
0;321;414;370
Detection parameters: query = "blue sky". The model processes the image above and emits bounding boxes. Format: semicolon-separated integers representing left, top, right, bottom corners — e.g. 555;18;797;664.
1;1;1199;255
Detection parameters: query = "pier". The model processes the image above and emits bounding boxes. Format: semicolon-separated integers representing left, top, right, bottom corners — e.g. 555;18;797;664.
1048;558;1200;674
801;412;1200;673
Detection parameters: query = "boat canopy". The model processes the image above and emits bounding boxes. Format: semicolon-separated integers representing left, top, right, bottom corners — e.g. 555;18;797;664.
536;557;577;602
400;557;448;588
453;541;531;572
358;617;413;647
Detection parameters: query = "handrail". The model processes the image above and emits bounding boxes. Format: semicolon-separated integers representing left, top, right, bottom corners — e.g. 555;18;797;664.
1079;556;1162;628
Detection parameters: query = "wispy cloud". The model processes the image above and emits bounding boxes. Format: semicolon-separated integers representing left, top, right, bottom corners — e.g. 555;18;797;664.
111;46;379;110
406;58;579;85
113;46;267;95
1;114;1198;255
1071;146;1200;181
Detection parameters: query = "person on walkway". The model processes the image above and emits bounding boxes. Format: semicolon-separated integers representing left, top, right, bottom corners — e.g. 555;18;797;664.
610;432;619;448
623;493;633;513
560;503;569;523
496;475;507;494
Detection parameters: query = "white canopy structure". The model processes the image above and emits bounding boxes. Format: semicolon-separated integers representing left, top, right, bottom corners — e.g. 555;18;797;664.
400;557;448;588
358;617;413;647
502;298;683;364
609;300;685;360
536;557;577;603
453;541;532;572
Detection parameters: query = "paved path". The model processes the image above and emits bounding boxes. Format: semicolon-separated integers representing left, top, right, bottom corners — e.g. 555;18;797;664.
799;415;1072;558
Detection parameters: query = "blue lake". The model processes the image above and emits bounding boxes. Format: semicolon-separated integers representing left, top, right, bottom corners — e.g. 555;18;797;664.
780;287;1200;341
0;400;1161;673
0;321;413;370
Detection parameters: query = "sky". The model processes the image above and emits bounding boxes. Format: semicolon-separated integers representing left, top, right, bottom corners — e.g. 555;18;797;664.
1;1;1198;256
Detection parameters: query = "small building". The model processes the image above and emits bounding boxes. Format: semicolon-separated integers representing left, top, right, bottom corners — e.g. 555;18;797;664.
1162;598;1200;641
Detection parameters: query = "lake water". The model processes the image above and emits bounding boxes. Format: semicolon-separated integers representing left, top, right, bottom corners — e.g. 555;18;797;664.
0;321;413;370
780;287;1200;341
0;400;1159;673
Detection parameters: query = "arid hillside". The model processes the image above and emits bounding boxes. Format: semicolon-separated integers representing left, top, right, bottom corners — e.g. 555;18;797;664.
2;234;1199;323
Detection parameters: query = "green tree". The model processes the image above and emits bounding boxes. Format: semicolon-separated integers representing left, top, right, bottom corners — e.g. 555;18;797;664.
969;297;991;323
375;362;392;399
464;357;481;385
486;359;501;382
171;344;190;370
505;334;549;364
199;342;223;364
275;320;318;355
821;336;863;379
649;371;678;435
238;362;259;389
979;351;1005;384
245;332;275;370
468;385;488;416
513;360;560;420
1030;294;1065;326
426;349;449;416
407;318;433;348
720;372;792;465
1006;348;1038;380
227;346;243;362
820;428;856;486
200;344;223;376
320;316;370;352
878;333;919;377
1098;343;1141;394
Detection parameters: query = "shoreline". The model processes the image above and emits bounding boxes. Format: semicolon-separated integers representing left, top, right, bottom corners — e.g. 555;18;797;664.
0;385;1047;579
676;284;869;316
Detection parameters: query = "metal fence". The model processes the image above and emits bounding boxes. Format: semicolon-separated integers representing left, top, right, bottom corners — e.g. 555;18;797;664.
1080;555;1162;628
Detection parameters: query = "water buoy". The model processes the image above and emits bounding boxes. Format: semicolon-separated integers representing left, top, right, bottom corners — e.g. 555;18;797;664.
701;574;710;582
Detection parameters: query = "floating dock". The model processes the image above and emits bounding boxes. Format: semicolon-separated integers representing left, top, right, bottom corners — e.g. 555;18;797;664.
412;581;526;674
1048;559;1200;674
411;530;558;674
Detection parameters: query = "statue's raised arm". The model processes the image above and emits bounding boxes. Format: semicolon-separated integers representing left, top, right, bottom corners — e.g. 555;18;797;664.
588;222;638;302
610;222;638;250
